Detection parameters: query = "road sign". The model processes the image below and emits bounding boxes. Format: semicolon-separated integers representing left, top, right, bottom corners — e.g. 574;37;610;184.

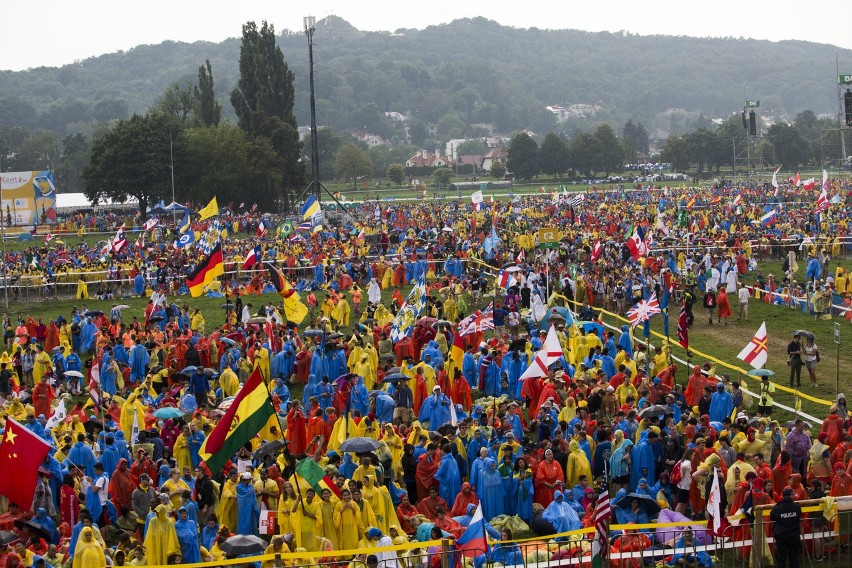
835;322;841;344
538;227;559;249
839;74;852;84
745;100;760;108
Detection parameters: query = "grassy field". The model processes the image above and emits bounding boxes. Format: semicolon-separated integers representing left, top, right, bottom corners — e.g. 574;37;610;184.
4;252;850;424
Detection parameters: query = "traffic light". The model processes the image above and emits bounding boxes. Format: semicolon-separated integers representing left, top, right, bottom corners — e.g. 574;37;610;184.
741;111;748;130
845;89;852;126
748;111;757;136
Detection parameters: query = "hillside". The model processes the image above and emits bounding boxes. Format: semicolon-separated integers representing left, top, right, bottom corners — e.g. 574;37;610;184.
1;16;850;138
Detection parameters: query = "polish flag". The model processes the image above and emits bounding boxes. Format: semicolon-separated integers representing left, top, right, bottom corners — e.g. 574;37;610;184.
802;178;816;190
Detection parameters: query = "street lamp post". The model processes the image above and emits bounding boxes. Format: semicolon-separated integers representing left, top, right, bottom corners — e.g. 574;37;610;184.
304;16;320;202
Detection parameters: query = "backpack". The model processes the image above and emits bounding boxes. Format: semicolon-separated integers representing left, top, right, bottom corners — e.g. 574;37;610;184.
670;459;683;485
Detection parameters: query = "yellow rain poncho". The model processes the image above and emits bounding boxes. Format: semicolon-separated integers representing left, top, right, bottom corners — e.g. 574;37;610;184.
290;496;323;552
144;505;180;566
72;527;106;568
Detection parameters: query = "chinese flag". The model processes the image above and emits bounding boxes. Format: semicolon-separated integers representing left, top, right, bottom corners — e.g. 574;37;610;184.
0;419;51;509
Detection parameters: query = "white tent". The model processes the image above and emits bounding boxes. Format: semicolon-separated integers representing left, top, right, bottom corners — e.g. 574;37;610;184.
55;193;139;213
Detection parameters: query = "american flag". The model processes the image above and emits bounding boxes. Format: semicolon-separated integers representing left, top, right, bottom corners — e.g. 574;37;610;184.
591;480;611;568
626;292;661;329
458;302;494;336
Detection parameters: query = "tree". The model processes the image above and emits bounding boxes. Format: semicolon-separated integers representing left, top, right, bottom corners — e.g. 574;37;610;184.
386;163;406;185
156;83;197;124
303;127;343;181
455;139;488;156
56;133;90;193
569;132;601;178
10;130;60;171
82;113;186;219
593;124;623;175
231;21;306;208
622;119;649;161
684;128;722;174
195;60;222;127
507;133;539;179
490;161;507;179
538;132;569;178
334;143;373;184
766;123;811;169
432;167;453;186
660;135;690;172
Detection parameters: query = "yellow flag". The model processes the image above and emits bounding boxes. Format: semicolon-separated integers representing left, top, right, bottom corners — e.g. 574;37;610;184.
198;196;219;221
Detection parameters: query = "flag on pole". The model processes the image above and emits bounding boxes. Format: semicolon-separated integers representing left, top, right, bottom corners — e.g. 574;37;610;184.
197;196;219;220
295;458;342;498
519;324;563;381
677;300;689;350
771;167;780;192
45;398;67;429
802;178;816;190
793;172;800;186
457;303;495;337
143;217;158;231
760;209;777;227
243;245;262;269
496;269;516;289
822;168;829;189
626;292;661;329
625;226;646;261
300;195;320;221
707;467;728;536
131;411;140;445
390;277;427;341
256;219;267;237
44;232;54;243
590;481;611;568
816;188;830;213
736;322;768;369
0;419;52;509
590;239;602;262
455;504;488;558
516;249;526;264
450;330;466;372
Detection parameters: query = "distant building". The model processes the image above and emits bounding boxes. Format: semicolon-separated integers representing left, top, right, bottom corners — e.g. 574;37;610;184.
351;130;389;147
383;111;408;122
405;148;452;168
481;147;508;171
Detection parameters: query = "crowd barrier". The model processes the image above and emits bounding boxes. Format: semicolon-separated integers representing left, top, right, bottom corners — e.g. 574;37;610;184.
135;504;851;568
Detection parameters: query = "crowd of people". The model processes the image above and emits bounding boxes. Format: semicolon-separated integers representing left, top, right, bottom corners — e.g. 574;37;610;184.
0;175;850;568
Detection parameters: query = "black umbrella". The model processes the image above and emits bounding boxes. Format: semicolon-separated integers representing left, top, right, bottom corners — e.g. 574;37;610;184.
84;419;104;433
382;373;409;384
148;315;164;323
220;303;235;310
83;310;105;318
379;353;396;362
220;534;267;557
793;329;815;340
436;424;458;436
327;332;344;340
639;405;670;419
14;519;50;540
783;420;813;429
338;436;382;453
253;439;288;460
616;493;662;517
0;530;19;545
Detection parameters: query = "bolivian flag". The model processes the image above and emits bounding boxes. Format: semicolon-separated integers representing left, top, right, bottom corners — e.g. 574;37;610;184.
265;263;308;324
186;242;224;297
199;368;274;473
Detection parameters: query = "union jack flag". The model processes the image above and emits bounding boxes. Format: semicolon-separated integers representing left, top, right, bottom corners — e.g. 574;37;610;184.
626;292;661;330
458;302;494;336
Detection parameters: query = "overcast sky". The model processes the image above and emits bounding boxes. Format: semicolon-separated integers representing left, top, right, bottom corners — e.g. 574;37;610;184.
4;0;851;71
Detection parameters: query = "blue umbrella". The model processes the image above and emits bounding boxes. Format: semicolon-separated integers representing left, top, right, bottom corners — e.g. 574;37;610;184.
153;407;184;419
538;306;574;330
181;366;198;374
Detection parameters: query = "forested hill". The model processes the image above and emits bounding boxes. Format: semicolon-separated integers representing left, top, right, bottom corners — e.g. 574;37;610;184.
1;16;850;136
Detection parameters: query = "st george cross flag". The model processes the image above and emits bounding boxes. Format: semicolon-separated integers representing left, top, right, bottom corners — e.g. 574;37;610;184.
519;324;563;381
626;292;661;329
737;322;768;368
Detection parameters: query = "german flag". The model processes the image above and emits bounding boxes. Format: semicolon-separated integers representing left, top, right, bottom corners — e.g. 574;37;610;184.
199;368;274;473
186;242;224;297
